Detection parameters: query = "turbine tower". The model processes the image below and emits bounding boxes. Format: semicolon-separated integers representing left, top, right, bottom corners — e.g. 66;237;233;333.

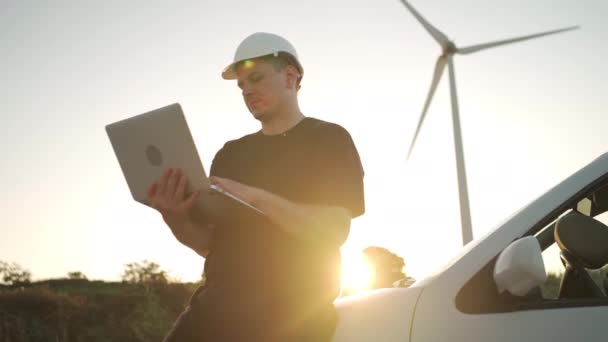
400;0;578;245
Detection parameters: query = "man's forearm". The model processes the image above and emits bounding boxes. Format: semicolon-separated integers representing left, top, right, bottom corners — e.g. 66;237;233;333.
209;177;353;247
252;191;351;247
168;220;214;258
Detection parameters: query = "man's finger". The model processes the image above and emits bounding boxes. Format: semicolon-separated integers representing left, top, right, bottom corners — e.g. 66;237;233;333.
148;195;159;209
147;182;158;197
147;183;158;209
174;173;187;200
157;168;173;196
166;169;180;197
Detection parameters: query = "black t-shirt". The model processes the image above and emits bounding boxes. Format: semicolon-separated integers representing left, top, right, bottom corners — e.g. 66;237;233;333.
202;117;364;324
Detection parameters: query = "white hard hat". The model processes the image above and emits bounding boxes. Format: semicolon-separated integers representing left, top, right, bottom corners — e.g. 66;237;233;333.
222;32;303;80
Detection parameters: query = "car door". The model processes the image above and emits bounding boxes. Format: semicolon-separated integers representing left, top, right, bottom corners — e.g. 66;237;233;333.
411;212;608;341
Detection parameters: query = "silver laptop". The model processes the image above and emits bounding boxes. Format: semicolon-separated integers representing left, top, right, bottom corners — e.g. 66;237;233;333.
105;103;263;214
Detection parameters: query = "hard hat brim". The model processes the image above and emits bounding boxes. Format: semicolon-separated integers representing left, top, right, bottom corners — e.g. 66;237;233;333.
221;64;238;80
221;51;277;80
221;53;304;81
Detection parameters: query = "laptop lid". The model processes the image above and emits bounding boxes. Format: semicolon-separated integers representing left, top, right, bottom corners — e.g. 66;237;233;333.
105;103;208;206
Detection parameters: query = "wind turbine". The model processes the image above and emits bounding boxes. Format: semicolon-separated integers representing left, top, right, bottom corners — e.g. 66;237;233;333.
400;0;579;245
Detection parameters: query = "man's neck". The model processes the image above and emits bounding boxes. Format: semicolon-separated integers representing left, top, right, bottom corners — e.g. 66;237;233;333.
260;107;305;136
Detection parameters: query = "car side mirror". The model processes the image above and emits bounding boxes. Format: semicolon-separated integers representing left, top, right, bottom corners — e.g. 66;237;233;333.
493;236;547;296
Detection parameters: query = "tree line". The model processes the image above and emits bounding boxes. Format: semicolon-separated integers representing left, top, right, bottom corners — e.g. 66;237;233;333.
1;247;415;290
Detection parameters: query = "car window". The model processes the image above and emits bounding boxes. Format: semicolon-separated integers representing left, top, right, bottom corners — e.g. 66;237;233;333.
594;211;608;226
589;211;608;294
540;243;564;299
458;176;608;314
537;243;607;300
539;207;608;300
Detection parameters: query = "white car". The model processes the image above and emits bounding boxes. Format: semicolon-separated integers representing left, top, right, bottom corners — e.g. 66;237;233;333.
333;153;608;341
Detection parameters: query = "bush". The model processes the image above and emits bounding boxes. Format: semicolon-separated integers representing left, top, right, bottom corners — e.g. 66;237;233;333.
0;262;31;286
121;260;168;285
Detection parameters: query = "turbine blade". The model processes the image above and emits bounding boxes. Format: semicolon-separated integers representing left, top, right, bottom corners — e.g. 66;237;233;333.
399;0;450;47
457;26;579;55
407;56;447;160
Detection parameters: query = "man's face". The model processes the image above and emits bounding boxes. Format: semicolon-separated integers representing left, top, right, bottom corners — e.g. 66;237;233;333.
236;58;291;122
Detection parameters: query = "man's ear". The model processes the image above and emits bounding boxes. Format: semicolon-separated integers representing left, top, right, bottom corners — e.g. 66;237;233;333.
285;65;299;90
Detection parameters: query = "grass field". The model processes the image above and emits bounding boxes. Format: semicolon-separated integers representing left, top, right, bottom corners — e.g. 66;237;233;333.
0;279;199;341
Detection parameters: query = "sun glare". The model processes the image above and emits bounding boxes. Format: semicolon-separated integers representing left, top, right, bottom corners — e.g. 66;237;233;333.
341;253;375;294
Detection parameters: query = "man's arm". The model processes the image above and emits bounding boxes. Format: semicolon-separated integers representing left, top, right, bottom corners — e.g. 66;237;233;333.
210;177;352;247
147;168;215;257
261;194;352;247
166;220;214;258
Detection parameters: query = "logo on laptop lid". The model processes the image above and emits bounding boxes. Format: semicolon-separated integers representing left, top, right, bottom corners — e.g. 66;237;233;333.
146;145;163;166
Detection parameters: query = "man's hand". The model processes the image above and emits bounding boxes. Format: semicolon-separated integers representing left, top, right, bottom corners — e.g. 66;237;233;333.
147;168;200;227
209;176;261;207
147;168;216;257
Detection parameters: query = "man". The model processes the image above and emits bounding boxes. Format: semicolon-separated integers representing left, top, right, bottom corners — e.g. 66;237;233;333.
150;32;365;341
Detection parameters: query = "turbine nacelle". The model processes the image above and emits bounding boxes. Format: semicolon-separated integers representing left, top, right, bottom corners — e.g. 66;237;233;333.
443;41;457;56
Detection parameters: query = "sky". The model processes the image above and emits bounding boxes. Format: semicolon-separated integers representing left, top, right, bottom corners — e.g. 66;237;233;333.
1;0;606;283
